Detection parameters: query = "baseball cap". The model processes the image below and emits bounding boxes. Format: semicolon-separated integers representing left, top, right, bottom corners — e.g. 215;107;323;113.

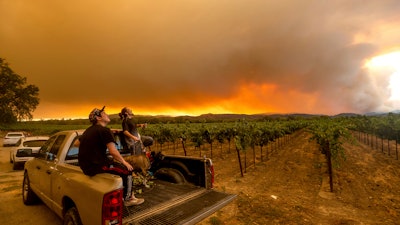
89;106;105;123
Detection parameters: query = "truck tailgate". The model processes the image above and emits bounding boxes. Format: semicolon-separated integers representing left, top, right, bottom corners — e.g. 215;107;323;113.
123;180;236;225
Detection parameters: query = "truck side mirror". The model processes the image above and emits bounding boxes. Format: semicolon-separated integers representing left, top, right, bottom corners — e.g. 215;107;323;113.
47;152;55;161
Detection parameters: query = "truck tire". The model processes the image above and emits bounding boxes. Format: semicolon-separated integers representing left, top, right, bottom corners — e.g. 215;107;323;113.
22;172;39;205
64;207;83;225
155;168;186;184
13;161;19;170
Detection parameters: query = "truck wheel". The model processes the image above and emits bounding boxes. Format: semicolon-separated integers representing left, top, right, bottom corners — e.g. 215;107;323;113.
13;161;19;170
22;172;39;205
155;168;186;184
64;207;83;225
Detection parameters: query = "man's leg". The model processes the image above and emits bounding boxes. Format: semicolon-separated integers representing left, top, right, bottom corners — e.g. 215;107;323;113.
141;136;154;147
101;164;144;206
133;142;142;155
102;165;132;199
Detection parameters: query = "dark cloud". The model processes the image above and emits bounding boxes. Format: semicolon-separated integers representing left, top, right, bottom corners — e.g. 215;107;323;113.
1;0;399;118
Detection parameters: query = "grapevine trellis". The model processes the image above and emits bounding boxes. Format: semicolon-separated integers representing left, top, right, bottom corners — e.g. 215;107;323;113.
140;119;307;177
351;114;400;160
308;118;353;192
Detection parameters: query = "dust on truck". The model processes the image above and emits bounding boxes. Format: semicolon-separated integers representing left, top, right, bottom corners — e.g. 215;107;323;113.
22;129;236;225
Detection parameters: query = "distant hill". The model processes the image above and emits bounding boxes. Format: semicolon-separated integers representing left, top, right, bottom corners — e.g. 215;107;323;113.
107;112;327;124
35;110;400;124
365;110;400;116
105;110;400;123
332;113;360;118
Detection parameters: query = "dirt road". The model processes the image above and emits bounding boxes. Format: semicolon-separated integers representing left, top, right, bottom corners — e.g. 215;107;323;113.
0;139;62;225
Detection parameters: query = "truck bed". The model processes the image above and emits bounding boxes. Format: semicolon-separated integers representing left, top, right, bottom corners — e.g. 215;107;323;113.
124;180;236;225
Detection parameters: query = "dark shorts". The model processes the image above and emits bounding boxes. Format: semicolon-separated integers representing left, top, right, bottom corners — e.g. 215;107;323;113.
83;163;131;177
100;163;131;176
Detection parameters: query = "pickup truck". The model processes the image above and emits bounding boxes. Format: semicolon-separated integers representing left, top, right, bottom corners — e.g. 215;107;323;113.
23;129;236;225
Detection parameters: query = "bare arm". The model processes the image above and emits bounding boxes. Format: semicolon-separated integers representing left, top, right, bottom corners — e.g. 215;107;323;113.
137;123;147;128
123;130;140;142
107;142;133;171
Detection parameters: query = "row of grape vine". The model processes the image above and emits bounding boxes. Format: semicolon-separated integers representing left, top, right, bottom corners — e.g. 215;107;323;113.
141;119;307;176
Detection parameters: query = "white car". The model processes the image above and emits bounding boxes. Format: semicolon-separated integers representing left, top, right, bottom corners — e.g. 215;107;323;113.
3;132;25;146
10;136;49;170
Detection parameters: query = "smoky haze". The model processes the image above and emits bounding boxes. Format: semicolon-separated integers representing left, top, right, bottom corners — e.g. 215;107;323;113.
1;0;400;119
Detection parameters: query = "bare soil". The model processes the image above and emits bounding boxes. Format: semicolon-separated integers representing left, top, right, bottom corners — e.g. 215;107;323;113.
179;129;400;225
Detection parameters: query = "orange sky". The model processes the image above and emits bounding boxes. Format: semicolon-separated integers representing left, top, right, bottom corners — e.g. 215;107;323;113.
1;0;400;119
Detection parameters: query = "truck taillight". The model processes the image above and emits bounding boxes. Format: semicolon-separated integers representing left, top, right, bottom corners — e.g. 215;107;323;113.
102;189;123;225
206;158;215;188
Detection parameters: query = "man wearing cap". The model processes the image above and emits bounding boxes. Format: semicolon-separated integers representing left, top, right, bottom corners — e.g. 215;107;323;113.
78;106;144;206
119;107;154;155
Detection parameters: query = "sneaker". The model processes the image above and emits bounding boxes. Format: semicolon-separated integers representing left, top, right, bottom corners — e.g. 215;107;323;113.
124;197;144;206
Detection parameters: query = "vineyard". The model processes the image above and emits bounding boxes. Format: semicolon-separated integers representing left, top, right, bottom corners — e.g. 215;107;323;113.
3;114;400;182
139;115;400;185
142;115;400;224
2;113;400;223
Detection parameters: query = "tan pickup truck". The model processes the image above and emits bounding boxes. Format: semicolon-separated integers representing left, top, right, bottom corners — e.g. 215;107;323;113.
23;129;235;225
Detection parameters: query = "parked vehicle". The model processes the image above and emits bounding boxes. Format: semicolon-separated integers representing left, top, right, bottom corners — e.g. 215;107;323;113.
23;129;235;225
3;132;25;147
10;136;49;170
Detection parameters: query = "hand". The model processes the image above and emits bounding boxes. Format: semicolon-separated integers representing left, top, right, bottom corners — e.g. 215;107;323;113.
124;161;133;171
132;135;140;142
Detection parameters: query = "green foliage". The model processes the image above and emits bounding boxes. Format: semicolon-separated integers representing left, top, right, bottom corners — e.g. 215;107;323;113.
351;113;400;141
308;117;354;192
0;121;89;135
233;120;247;151
308;118;353;167
0;58;40;123
208;216;223;225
